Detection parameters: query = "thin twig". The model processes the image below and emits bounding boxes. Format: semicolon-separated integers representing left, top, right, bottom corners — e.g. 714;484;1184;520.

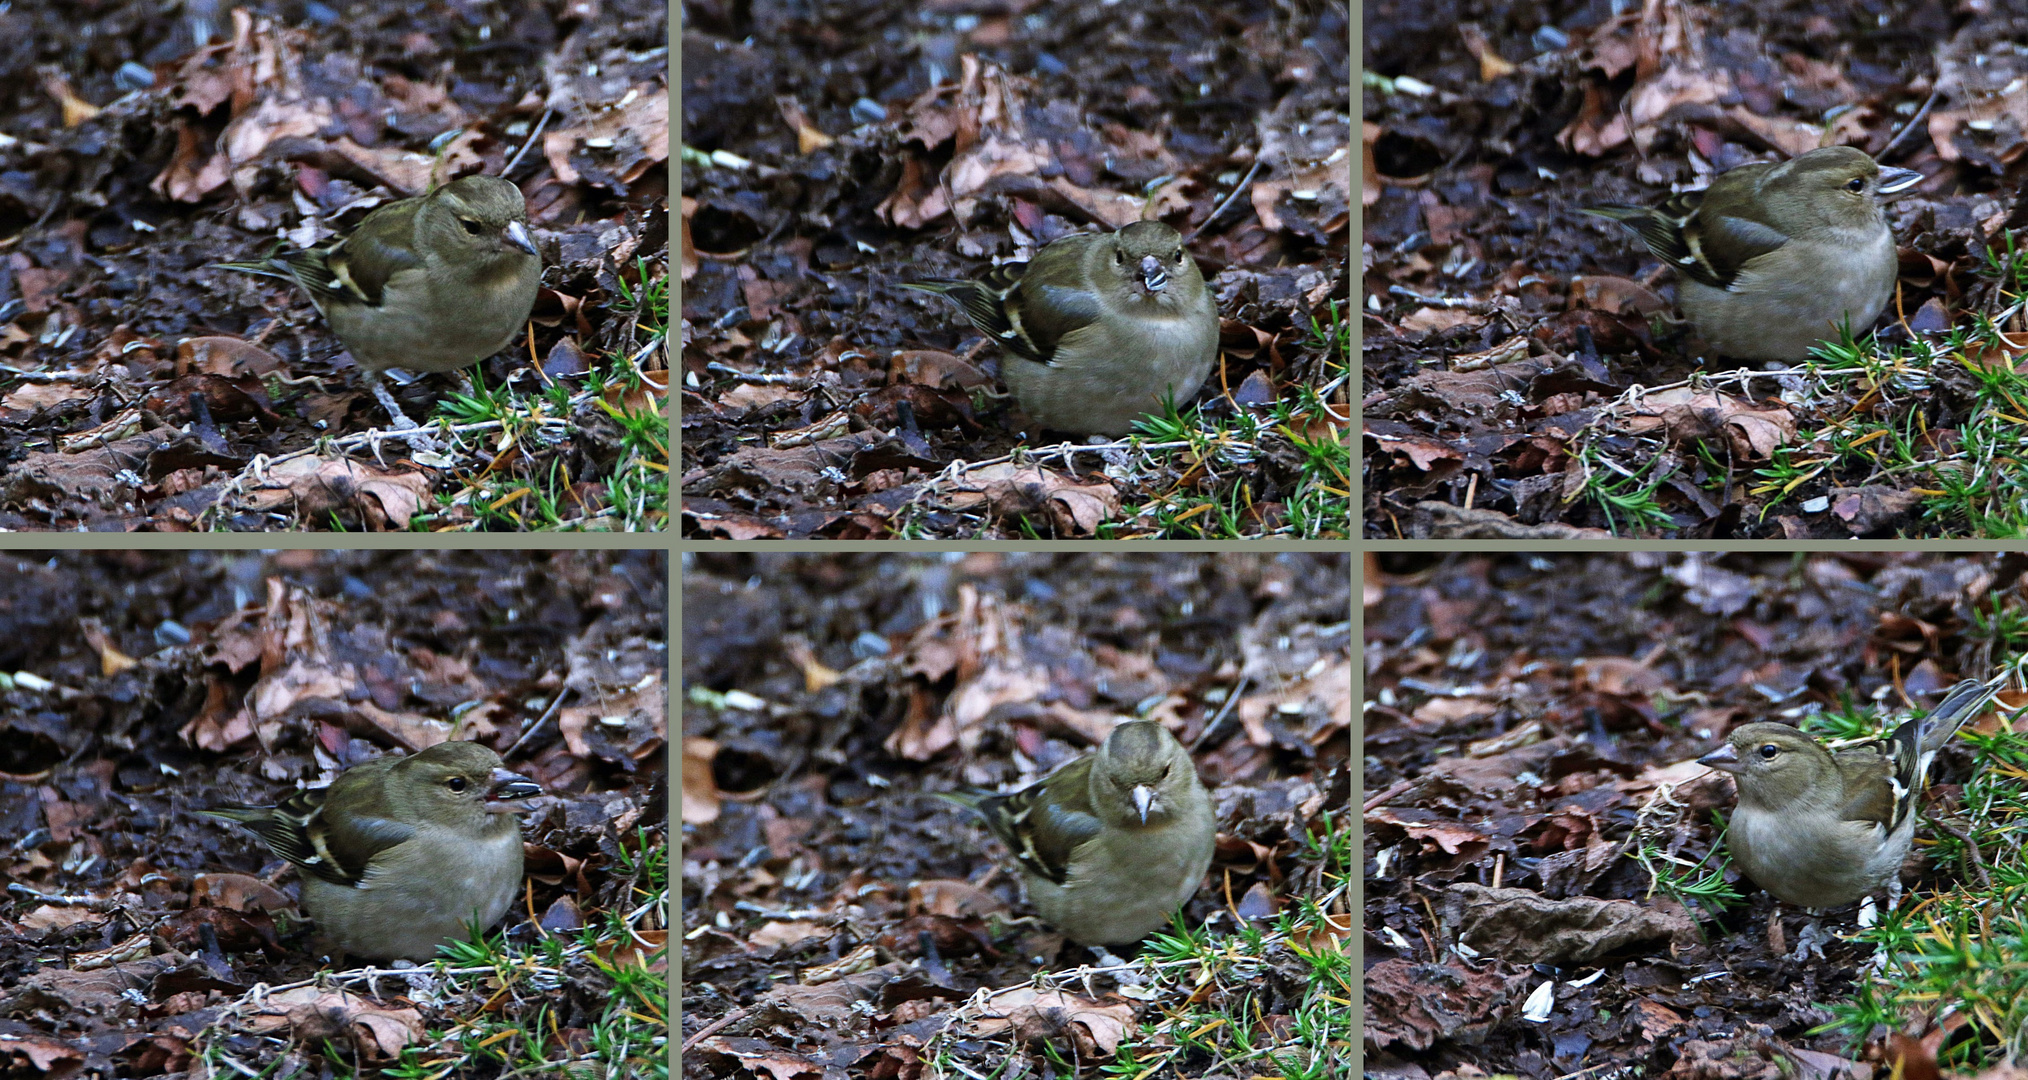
1388;285;1496;311
505;686;573;759
682;1005;748;1052
1364;778;1415;814
705;362;814;387
0;366;99;382
1878;86;1942;162
1187;157;1264;244
1928;814;1992;890
505;108;554;176
1190;673;1250;753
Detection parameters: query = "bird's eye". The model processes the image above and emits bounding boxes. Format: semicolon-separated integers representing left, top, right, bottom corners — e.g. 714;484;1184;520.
459;218;484;236
1845;177;1865;193
447;776;468;792
1757;743;1779;760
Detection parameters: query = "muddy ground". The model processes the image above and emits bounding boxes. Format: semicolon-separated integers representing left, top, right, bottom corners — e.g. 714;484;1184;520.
680;553;1351;1076
0;0;668;530
680;0;1350;539
0;550;667;1076
1364;551;2023;1076
1364;0;2028;538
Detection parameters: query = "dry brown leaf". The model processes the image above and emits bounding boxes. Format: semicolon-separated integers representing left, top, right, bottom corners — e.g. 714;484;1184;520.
543;83;669;186
245;988;423;1061
18;905;103;936
1622;387;1794;459
935;462;1120;536
557;675;666;764
1569;275;1666;316
0;382;96;413
887;585;1045;760
968;988;1135;1058
1723;106;1823;159
177;336;283;377
749;920;827;949
240;456;434;530
877;56;1148;229
191;873;294;913
908;878;1011;920
1573;656;1669;696
78;618;137;676
1397;307;1481;335
1364;806;1487;854
776;95;835;154
39;68;100;127
1362;120;1383;206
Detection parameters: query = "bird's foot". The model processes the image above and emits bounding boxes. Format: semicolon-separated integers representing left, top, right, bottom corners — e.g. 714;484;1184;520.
1087;944;1130;971
1790;918;1830;961
368;379;445;456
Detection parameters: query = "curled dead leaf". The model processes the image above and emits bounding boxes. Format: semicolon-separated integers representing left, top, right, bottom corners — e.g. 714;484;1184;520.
937;463;1119;536
1622;387;1794;459
969;988;1135;1058
245;988;422;1062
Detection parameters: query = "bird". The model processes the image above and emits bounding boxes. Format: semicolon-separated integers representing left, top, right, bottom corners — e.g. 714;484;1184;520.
212;175;542;437
901;220;1220;436
1698;676;2000;911
1582;145;1922;360
936;720;1215;946
196;740;543;961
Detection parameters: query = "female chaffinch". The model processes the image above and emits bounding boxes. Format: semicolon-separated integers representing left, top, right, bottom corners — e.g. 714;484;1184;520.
1584;145;1922;361
1698;676;1999;910
214;175;542;436
903;221;1220;436
198;740;543;961
937;720;1216;945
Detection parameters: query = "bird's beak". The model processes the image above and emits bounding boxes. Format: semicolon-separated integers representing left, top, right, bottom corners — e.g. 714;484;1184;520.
486;767;543;812
1132;784;1156;823
1697;744;1743;775
503;220;539;257
1877;166;1923;197
1139;254;1168;293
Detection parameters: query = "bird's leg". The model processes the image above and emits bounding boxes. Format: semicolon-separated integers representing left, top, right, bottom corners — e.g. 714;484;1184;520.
368;373;422;431
1790;907;1830;961
1859;884;1900;971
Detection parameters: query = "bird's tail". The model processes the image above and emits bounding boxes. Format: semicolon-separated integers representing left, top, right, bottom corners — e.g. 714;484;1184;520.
1918;676;2005;755
208;257;293;282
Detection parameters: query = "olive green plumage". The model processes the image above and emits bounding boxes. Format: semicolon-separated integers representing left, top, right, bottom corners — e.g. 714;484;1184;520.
938;720;1215;945
1699;677;1996;908
198;740;542;961
1584;145;1920;360
904;221;1219;436
214;175;542;432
